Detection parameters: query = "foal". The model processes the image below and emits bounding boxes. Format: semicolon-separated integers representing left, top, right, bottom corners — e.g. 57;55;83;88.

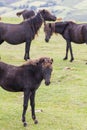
0;57;53;127
44;21;87;62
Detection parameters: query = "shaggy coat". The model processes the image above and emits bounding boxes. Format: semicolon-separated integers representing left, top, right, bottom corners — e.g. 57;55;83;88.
0;57;53;127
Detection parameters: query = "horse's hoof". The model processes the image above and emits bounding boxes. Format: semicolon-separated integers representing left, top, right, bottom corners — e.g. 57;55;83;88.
69;57;74;62
24;58;27;61
24;56;30;61
34;119;38;124
70;59;74;62
24;54;30;61
23;122;27;127
63;57;67;60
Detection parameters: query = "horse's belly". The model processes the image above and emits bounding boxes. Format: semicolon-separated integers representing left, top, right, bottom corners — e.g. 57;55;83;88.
72;39;84;44
3;33;25;44
6;38;25;45
70;26;85;43
71;33;84;43
1;84;23;92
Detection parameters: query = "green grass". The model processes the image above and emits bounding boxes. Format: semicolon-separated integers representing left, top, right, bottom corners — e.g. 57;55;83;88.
0;17;87;130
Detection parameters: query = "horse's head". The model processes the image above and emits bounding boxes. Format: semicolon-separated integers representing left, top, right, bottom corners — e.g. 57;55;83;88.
38;57;53;86
39;9;56;21
44;23;55;42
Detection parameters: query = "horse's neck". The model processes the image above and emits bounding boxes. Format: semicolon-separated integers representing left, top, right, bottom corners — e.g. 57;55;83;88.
55;24;59;33
31;13;43;33
30;65;43;82
36;67;43;82
55;24;65;34
24;64;43;80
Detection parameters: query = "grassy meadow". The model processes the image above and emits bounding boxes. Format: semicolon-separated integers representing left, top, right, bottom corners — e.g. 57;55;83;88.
0;17;87;130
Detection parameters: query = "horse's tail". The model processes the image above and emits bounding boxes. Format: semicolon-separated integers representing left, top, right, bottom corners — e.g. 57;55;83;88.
16;10;26;17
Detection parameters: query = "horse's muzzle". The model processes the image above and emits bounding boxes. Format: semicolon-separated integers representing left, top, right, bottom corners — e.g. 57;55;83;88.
45;81;50;86
45;39;49;42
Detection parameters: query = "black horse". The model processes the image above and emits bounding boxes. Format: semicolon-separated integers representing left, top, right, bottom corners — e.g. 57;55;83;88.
16;10;35;20
44;21;87;62
0;57;53;127
0;9;56;60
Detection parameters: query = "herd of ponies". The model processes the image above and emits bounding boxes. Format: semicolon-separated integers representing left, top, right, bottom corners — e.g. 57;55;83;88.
0;9;86;127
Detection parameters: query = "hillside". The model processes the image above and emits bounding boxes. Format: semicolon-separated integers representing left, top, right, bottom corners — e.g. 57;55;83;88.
0;0;87;22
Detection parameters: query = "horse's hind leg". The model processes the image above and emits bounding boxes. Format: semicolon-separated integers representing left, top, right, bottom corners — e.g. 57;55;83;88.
24;40;31;60
63;41;74;62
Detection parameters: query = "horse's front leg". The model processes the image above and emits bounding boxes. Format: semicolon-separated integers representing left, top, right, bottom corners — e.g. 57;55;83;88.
63;41;70;60
24;40;31;60
69;42;74;62
30;91;38;124
22;90;30;127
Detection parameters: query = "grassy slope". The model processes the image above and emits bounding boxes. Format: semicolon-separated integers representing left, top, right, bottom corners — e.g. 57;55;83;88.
0;18;87;130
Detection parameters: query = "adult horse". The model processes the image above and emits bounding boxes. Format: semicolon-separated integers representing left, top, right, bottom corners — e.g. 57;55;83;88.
44;21;87;62
0;9;56;60
16;9;35;20
0;57;53;127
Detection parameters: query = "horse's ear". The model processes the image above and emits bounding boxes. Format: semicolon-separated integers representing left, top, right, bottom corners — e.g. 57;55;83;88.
39;58;45;64
49;23;51;28
51;58;53;63
36;62;39;66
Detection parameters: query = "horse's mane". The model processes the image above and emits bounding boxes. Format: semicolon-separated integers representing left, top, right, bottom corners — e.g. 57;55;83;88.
49;21;76;34
22;57;50;67
21;12;42;37
23;59;39;66
29;12;42;35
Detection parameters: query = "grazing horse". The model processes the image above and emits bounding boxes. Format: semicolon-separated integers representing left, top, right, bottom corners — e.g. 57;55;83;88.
16;10;35;20
44;21;87;62
0;57;53;127
0;9;56;60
